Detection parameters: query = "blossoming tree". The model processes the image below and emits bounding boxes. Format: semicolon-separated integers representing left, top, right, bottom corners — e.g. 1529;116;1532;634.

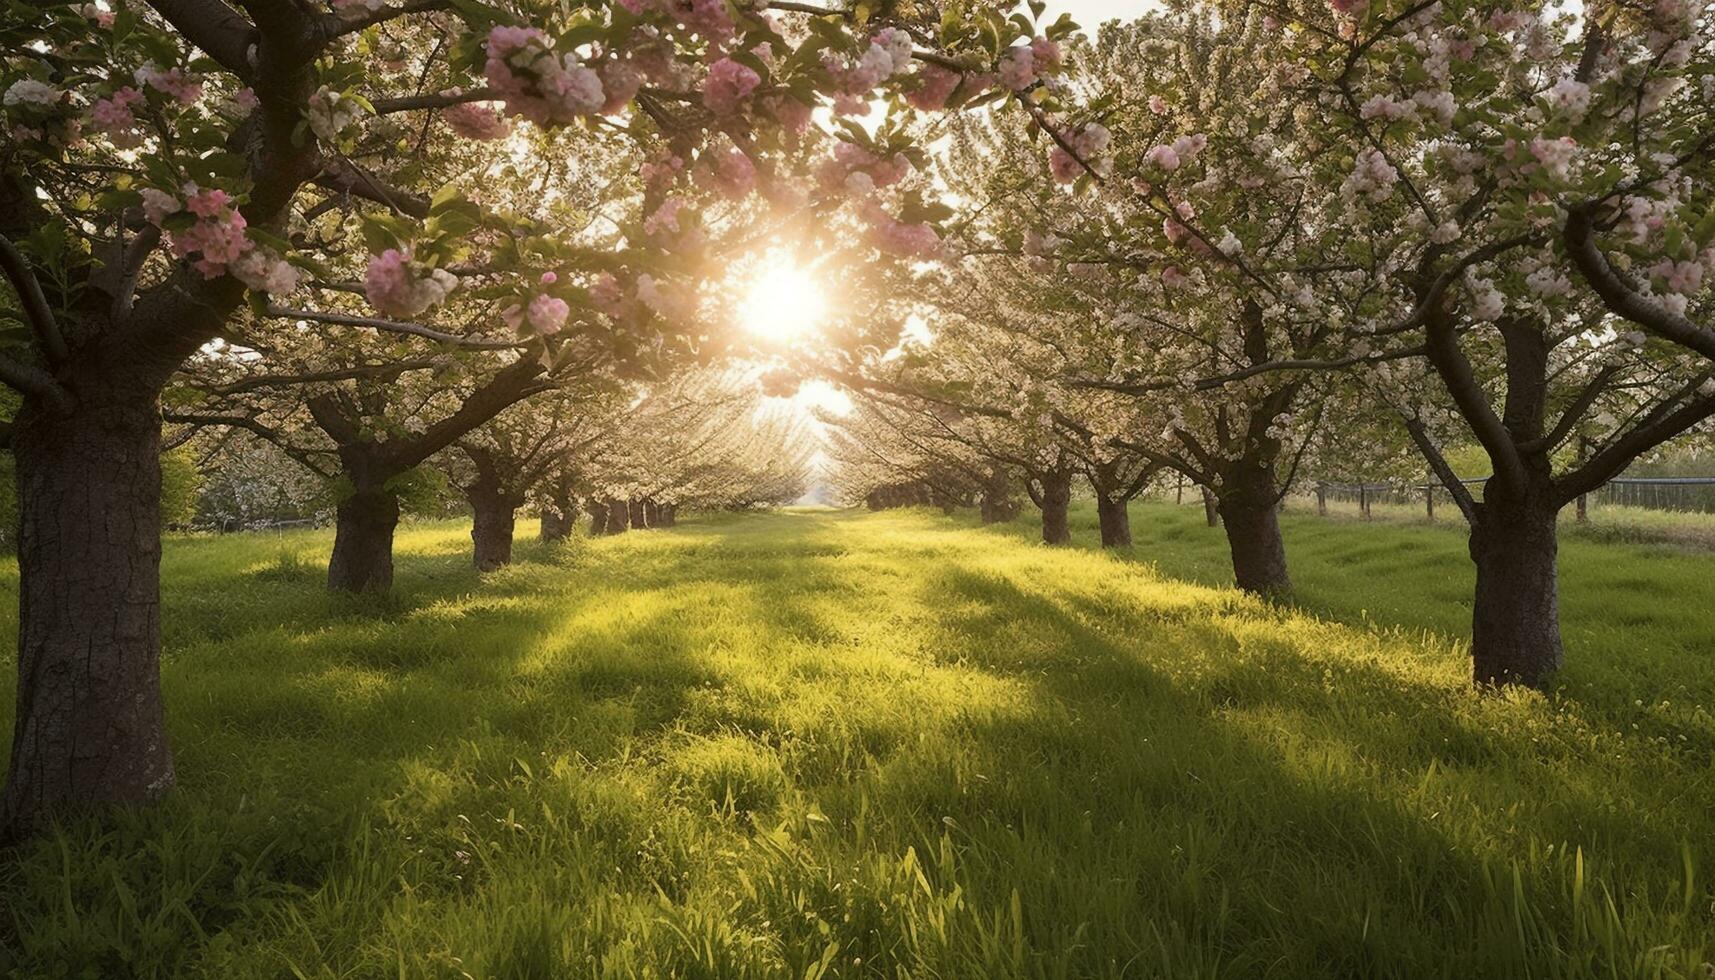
0;0;1073;834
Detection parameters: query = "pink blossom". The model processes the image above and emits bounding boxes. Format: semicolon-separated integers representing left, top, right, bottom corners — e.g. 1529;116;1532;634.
442;100;511;140
90;86;143;146
598;60;643;115
1049;148;1082;183
140;188;179;226
1029;37;1062;73
1145;145;1180;171
862;203;941;259
644;197;685;237
667;0;734;42
365;249;459;317
135;63;203;104
590;273;627;317
699;146;756;199
998;45;1036;91
231;87;259;111
1528;136;1577;180
1148;95;1169;115
526;293;570;334
702;57;760;115
906;65;961;111
78;4;116;26
764;94;813;132
484;26;605;126
185;187;232;218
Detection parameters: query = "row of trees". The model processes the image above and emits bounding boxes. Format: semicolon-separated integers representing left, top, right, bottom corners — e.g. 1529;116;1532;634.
0;0;1079;835
814;0;1713;692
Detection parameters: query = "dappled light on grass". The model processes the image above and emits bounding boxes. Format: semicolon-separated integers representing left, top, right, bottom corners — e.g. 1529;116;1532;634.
0;509;1711;976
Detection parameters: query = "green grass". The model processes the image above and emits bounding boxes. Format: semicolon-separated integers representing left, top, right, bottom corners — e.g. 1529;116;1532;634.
0;506;1711;978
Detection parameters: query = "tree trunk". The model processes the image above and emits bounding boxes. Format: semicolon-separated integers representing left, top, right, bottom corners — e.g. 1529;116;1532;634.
642;498;659;528
980;469;1019;524
469;491;519;571
1468;497;1563;687
1201;486;1219;527
1218;494;1291;596
1039;469;1072;545
327;487;400;593
1096;494;1132;548
603;497;629;535
539;506;572;542
3;392;175;837
658;504;677;527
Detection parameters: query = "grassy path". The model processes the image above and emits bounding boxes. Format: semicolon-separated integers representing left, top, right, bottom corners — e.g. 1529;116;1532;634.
0;509;1712;978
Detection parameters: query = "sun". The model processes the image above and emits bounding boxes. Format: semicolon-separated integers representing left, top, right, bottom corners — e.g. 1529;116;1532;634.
741;261;828;343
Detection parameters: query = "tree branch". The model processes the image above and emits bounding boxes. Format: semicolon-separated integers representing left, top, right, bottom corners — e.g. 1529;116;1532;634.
0;353;72;412
266;306;525;349
147;0;259;79
0;233;67;365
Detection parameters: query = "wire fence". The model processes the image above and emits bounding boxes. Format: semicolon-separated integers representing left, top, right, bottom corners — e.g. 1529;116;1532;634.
1307;476;1715;521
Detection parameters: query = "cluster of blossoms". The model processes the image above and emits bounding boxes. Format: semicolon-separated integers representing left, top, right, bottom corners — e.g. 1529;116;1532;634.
440;99;511;140
134;62;203;104
817;141;913;198
90;86;144;147
702;57;761;115
364;249;459;317
140;184;300;293
1022;228;1064;273
76;3;116;27
503;273;571;336
627;0;739;43
1049;122;1111;183
306;87;370;144
997;37;1061;91
822;27;915;111
485;26;607;125
634;272;693;321
906;65;963;111
693;144;757;199
1341;148;1399;203
1142;133;1207;173
4;78;63;109
860;202;941;258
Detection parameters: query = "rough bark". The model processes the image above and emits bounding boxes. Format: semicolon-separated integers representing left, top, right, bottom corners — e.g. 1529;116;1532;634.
327;487;400;593
602;496;629;534
1218;496;1291;595
1215;460;1291;596
1468;493;1563;687
979;468;1020;524
539;505;573;542
1096;494;1132;548
1201;486;1219;527
1037;468;1073;546
3;388;174;837
468;488;521;571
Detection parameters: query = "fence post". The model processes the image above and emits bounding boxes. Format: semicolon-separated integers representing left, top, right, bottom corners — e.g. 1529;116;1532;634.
1176;473;1184;505
1576;435;1589;523
1359;484;1370;520
1316;482;1326;516
1425;485;1434;522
